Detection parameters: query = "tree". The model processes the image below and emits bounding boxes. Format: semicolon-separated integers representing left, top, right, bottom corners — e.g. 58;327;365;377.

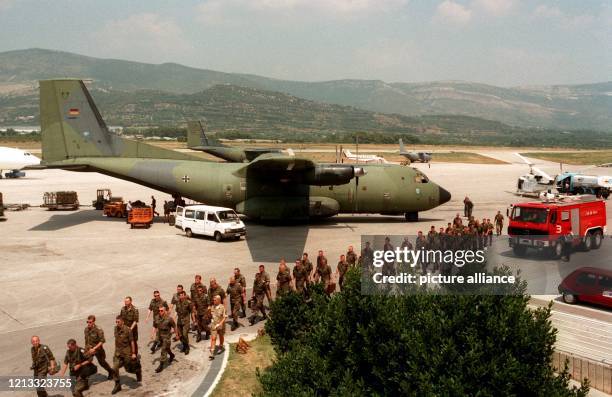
259;269;588;396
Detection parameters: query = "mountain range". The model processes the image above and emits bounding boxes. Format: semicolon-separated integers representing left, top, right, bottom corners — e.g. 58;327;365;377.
0;48;611;133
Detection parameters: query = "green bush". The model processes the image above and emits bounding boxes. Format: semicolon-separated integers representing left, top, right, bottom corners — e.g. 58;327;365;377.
258;269;588;396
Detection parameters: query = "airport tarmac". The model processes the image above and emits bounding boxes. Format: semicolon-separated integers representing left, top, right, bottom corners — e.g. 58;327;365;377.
0;153;611;395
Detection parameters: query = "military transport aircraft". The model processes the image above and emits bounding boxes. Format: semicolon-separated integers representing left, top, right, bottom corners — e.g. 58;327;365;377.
39;79;451;221
399;139;432;163
186;120;290;162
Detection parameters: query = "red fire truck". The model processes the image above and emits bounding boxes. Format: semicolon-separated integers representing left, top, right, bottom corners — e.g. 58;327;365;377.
508;196;607;257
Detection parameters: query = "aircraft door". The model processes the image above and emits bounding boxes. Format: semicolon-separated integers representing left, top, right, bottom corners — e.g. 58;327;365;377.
223;184;233;204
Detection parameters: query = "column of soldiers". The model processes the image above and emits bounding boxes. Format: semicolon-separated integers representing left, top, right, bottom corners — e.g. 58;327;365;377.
30;301;142;396
29;217;506;396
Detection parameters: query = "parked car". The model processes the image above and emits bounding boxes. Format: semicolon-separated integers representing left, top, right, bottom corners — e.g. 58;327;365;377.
558;267;612;309
175;205;246;242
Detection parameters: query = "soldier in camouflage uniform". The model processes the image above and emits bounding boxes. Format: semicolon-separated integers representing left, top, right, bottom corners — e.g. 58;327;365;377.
169;284;184;317
59;339;95;397
233;268;247;317
276;260;293;297
192;285;211;342
145;290;168;354
154;306;176;373
336;254;349;291
119;297;139;355
190;274;206;300
175;291;193;354
84;315;113;379
415;231;428;274
249;265;269;325
209;278;226;304
301;252;313;285
346;245;357;268
315;250;333;292
292;259;308;295
112;316;140;395
30;335;56;397
226;276;243;331
170;284;184;342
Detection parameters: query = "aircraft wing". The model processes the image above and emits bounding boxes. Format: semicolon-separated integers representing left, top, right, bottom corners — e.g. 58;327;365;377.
232;153;361;185
233;153;315;178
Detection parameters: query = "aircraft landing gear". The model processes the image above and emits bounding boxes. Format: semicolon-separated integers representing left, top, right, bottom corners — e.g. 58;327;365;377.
405;212;418;222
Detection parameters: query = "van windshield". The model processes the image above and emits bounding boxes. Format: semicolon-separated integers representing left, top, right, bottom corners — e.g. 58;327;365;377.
217;210;239;222
511;207;548;224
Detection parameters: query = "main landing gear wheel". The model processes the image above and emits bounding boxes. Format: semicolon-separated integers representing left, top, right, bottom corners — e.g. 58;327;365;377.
405;212;418;222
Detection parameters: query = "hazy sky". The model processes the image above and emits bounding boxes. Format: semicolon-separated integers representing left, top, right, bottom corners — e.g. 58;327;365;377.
0;0;610;86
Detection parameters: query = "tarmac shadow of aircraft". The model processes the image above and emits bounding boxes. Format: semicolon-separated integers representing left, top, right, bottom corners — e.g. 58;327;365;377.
29;209;125;231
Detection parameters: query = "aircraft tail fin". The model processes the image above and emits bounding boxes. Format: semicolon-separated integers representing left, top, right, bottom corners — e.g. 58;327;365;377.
40;79;115;162
399;138;406;153
187;120;213;148
40;79;199;163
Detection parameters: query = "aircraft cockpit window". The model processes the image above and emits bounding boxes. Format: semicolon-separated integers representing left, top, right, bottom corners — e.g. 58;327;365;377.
25;152;31;156
414;171;429;183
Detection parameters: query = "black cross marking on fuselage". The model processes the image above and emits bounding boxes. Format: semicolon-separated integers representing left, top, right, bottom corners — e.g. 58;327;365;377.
182;175;191;183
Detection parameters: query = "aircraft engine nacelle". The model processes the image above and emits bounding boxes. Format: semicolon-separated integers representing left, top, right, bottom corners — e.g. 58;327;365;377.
305;165;365;186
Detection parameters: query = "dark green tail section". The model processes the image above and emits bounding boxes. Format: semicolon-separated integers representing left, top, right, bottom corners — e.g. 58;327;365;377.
187;119;221;149
187;120;210;148
40;79;202;163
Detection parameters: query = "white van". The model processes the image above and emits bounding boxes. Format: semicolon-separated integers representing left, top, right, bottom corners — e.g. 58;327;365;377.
175;205;246;242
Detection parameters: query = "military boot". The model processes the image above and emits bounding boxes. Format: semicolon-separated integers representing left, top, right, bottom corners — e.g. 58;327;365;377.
111;381;121;395
205;331;210;340
136;370;142;382
150;341;158;354
195;332;201;343
168;351;175;364
184;344;190;355
155;362;164;373
107;369;115;380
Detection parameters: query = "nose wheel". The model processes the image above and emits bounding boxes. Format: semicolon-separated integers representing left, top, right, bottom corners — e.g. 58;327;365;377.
405;212;418;222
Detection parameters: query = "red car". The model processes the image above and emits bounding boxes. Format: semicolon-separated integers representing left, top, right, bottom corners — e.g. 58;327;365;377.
558;267;612;309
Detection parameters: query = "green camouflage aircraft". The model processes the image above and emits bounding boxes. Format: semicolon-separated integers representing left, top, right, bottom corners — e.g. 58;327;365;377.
40;79;451;221
186;120;285;162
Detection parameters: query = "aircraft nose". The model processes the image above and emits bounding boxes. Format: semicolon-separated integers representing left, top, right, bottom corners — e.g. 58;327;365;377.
439;186;451;204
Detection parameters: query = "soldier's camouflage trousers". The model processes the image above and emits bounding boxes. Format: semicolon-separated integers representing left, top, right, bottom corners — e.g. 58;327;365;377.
72;376;89;397
177;319;190;346
33;372;48;397
159;337;172;363
230;300;241;323
92;348;113;375
195;314;210;335
252;293;266;317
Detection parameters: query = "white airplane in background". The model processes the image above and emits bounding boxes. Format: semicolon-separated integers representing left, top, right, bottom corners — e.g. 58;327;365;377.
0;146;41;178
342;149;388;164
